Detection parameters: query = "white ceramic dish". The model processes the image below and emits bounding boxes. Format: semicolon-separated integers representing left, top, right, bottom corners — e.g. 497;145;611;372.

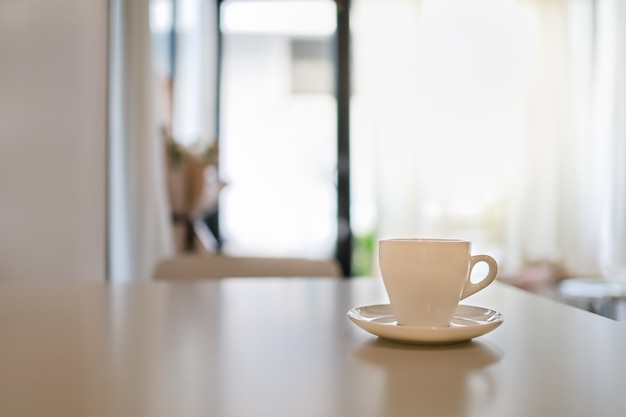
347;304;503;345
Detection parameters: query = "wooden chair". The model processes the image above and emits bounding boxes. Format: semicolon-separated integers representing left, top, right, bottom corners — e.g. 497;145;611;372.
153;254;343;281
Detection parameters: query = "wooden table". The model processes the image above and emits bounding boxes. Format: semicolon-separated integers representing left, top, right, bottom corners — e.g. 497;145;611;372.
0;277;624;417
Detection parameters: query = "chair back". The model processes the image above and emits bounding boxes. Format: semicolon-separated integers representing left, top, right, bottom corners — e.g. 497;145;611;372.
153;254;343;280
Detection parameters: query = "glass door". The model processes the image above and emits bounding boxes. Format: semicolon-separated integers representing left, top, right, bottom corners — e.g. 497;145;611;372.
217;0;341;262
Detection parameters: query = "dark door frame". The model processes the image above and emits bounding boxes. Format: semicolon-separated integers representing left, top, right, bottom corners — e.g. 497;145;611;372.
213;0;352;276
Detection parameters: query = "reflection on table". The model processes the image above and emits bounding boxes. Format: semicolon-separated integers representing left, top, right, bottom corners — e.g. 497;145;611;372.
0;278;625;417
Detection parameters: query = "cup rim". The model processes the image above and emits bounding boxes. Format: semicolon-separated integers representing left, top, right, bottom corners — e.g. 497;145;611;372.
379;238;469;243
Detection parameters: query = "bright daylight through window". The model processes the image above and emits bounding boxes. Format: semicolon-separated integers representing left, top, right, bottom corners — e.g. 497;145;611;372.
155;0;625;282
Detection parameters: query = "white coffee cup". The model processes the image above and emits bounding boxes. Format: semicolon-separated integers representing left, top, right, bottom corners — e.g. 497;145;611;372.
379;238;498;327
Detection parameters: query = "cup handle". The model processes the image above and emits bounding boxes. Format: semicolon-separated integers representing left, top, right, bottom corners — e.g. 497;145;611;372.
460;255;498;300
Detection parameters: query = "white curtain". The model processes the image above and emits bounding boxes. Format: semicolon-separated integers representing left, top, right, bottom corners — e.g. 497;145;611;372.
352;0;606;276
109;0;174;281
593;0;626;281
507;0;596;273
172;0;218;147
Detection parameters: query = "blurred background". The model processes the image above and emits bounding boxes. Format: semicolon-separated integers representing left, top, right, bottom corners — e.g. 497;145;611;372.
2;0;626;288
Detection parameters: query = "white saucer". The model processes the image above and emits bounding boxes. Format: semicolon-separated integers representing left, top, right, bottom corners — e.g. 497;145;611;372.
347;304;503;345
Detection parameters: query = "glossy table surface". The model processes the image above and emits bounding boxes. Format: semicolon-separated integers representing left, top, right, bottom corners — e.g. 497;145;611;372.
0;277;625;417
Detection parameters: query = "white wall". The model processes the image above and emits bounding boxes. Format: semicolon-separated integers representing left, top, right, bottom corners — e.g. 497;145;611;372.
0;0;108;280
